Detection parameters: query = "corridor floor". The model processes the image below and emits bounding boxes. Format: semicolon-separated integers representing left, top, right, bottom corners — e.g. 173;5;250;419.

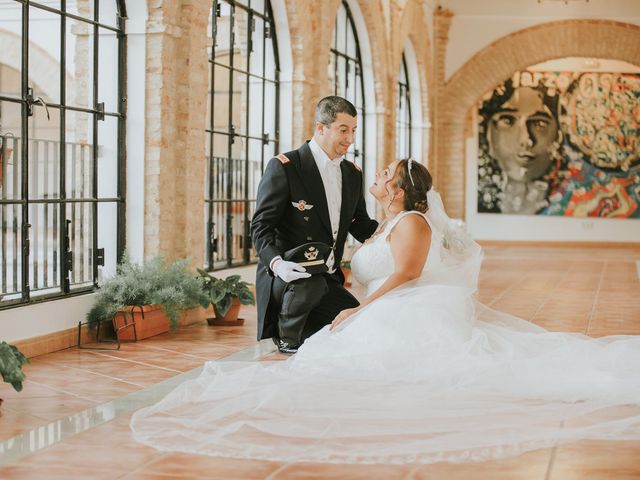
1;245;639;479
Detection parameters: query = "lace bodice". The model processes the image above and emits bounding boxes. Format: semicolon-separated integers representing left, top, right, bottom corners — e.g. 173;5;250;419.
351;211;442;294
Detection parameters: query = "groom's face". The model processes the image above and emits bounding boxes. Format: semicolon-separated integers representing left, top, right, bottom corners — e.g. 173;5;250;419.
316;113;357;160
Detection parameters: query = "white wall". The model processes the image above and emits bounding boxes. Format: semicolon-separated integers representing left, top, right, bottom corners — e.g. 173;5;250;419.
0;293;97;343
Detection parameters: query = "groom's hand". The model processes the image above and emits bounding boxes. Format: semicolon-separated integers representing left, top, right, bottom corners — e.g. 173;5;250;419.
272;258;311;283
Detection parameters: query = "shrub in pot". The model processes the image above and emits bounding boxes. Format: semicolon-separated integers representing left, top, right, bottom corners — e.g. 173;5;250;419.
87;255;208;340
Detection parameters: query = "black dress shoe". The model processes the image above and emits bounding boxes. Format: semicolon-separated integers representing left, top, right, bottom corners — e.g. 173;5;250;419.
272;336;299;355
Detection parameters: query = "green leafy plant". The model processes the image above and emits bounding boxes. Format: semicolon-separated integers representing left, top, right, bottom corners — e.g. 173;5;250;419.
0;342;28;392
87;255;209;330
197;270;256;317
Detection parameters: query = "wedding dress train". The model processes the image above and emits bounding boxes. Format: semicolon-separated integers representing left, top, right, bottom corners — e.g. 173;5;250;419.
130;191;640;464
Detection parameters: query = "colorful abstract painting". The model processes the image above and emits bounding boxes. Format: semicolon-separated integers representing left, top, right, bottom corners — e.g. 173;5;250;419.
477;70;640;218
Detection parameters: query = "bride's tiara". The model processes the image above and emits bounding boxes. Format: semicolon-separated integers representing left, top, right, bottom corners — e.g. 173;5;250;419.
407;158;415;187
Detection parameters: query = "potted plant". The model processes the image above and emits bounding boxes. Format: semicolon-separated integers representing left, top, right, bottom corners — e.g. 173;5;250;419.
87;255;209;341
340;259;352;287
197;270;255;326
0;341;28;407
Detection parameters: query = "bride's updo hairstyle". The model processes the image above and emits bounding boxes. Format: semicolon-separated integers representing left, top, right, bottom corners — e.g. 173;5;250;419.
393;158;433;213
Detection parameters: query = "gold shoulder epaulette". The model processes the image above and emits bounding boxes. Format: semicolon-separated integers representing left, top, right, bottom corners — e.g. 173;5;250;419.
277;153;290;164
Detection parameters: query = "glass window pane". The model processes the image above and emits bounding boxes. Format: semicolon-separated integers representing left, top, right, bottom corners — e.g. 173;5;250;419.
0;63;22;102
214;1;232;67
232;69;248;137
232;7;249;73
65;110;94;199
97;201;117;281
0;0;23;101
29;6;61;105
212;64;230;134
97;115;118;198
29;202;62;297
0;203;22;300
66;201;93;289
1;101;22;200
29;106;61;204
98;28;119;114
99;1;119;28
67;17;95;109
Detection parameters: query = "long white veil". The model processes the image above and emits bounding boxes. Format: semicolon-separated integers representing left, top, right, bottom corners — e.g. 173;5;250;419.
130;190;640;465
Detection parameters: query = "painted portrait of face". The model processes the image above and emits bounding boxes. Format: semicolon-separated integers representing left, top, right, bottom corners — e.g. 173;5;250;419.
487;86;560;183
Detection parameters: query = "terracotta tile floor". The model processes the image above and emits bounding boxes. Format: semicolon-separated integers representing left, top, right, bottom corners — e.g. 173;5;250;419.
1;245;639;479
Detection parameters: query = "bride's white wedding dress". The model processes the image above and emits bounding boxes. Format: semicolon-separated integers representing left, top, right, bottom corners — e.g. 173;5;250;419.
131;191;640;464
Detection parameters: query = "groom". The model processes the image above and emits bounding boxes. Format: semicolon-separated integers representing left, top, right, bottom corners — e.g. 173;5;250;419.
251;96;378;354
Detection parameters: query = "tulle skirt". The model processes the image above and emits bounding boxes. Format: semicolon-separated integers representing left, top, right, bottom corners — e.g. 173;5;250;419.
130;282;640;464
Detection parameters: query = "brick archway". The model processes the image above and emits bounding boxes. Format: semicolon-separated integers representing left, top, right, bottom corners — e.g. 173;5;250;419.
435;19;640;218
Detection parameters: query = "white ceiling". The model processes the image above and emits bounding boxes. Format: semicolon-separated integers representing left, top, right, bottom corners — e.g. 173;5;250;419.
429;0;640;17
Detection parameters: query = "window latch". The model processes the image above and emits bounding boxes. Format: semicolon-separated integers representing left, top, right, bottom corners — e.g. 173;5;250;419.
26;88;50;120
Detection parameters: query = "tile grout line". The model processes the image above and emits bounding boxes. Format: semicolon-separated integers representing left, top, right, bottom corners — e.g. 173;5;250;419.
264;462;291;480
544;444;559;480
487;269;535;308
530;262;573;324
134;343;229;360
85;350;184;373
22;379;103;404
47;363;147;388
585;259;607;335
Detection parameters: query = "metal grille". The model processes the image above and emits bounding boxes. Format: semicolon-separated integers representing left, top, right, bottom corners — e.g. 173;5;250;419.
205;0;279;270
396;53;412;160
329;0;365;173
0;0;126;307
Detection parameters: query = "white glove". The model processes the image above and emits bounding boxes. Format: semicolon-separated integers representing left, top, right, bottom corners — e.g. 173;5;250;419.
272;258;311;283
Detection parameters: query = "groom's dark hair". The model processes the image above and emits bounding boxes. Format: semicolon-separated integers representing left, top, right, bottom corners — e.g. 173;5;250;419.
395;159;433;213
314;96;357;125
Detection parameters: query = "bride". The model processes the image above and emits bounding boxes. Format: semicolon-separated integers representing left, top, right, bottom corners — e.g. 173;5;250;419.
131;159;640;464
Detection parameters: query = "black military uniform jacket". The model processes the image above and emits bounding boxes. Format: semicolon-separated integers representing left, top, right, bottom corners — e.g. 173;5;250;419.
250;141;378;340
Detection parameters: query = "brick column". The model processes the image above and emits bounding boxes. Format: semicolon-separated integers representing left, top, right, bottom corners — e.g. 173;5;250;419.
144;0;209;266
431;7;454;208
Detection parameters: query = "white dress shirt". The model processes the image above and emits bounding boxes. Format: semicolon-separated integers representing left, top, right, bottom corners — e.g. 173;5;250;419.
308;139;342;272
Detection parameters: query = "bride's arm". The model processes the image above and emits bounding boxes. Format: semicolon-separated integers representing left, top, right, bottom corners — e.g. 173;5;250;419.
331;214;431;330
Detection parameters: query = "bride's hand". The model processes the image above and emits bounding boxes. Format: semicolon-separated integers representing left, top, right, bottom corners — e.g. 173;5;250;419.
330;307;361;331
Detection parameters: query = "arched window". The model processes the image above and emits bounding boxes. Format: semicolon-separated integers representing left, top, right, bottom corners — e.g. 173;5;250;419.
0;1;126;306
329;0;365;173
206;0;279;270
396;53;411;159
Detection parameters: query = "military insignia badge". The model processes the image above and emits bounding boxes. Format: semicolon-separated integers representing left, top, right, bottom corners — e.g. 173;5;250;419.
292;200;313;211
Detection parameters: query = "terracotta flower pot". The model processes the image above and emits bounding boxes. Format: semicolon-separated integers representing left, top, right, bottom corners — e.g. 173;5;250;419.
343;267;352;288
113;304;170;341
207;297;245;326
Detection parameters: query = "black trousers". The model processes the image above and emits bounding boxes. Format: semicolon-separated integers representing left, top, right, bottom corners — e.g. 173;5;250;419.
271;273;359;345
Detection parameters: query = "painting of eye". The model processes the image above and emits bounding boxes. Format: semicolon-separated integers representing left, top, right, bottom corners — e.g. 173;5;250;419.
494;114;516;128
